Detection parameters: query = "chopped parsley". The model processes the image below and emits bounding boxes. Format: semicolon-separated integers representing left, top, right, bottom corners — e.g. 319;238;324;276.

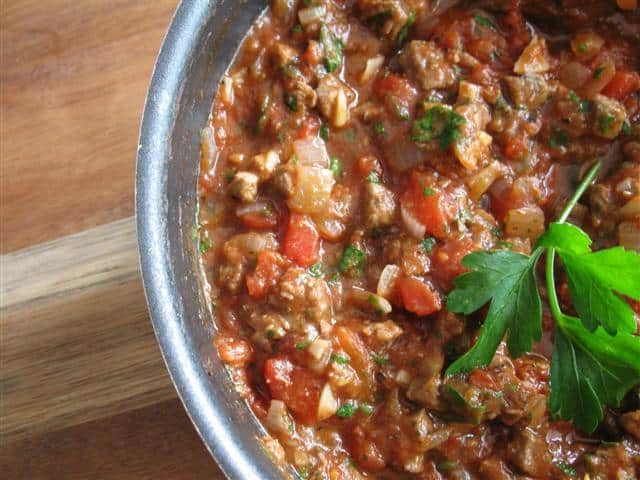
336;403;355;417
366;171;381;184
373;121;385;135
396;10;416;47
474;14;498;32
295;341;311;350
621;121;632;136
308;263;324;278
331;354;350;365
446;160;640;433
550;128;569;148
577;43;588;53
437;461;458;472
199;237;212;253
319;123;330;141
372;352;389;365
330;156;342;179
554;461;577;477
599;114;616;134
319;23;344;73
292;24;303;34
421;237;436;253
412;106;466;148
593;66;605;79
338;245;366;274
423;186;435;196
284;92;298;112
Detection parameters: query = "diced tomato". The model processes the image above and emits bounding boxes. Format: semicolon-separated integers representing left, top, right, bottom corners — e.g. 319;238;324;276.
215;335;254;365
302;41;323;67
397;277;443;316
503;133;529;160
246;251;288;298
298;115;321;139
239;209;279;229
282;214;320;267
602;70;639;101
374;74;407;97
469;369;498;390
263;356;323;424
402;171;454;238
432;238;477;291
489;178;534;222
442;26;462;50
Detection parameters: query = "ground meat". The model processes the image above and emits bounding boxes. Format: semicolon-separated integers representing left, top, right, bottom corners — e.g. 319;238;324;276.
503;74;550;110
364;182;396;231
276;267;332;332
399;41;457;91
592;93;627;139
228;171;259;203
217;232;278;292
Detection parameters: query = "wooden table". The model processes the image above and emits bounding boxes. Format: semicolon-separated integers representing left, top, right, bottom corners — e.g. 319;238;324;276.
1;2;224;478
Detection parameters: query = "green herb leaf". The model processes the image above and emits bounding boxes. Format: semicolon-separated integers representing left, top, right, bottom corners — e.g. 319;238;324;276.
331;354;350;365
412;106;466;148
366;171;381;184
308;263;324;278
599;114;616;134
320;123;330;141
199;237;212;253
336;403;355;417
474;14;497;32
550;128;569;148
396;10;416;47
320;24;343;73
330;156;342;180
445;250;543;375
423;187;435;196
295;341;311;350
372;352;389;365
373;121;385;136
421;237;436;253
549;315;640;433
284;92;298;112
338;245;366;274
593;66;605;79
554;461;577;477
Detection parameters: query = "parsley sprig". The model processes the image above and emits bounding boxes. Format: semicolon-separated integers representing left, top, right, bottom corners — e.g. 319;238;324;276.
446;160;640;433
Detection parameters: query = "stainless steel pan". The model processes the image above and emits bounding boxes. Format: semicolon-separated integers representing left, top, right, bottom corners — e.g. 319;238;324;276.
136;1;284;478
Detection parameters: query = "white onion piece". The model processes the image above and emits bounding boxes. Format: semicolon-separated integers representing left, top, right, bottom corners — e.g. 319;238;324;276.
265;400;292;436
298;5;325;26
558;61;592;91
236;201;272;217
505;206;545;241
377;264;401;299
308;338;332;373
317;384;338;420
292;138;329;168
619;221;640;252
287;166;335;214
514;36;551;74
200;126;216;171
359;54;385;84
401;203;426;239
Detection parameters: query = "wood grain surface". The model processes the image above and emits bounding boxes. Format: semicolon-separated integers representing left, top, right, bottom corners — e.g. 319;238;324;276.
1;1;225;478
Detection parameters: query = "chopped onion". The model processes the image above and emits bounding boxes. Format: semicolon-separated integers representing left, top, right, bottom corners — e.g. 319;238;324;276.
332;89;349;128
505;206;546;241
308;338;332;373
619;221;640;252
377;264;401;299
317;384;338;420
401;203;426;239
220;76;234;106
287;166;335;214
236;200;272;218
618;196;640;220
514;36;551;75
558;61;592;91
298;5;325;26
396;369;411;386
467;161;505;201
582;61;616;99
352;287;392;315
359;54;385;84
292;138;329;168
265;400;293;436
570;32;604;61
200;126;216;171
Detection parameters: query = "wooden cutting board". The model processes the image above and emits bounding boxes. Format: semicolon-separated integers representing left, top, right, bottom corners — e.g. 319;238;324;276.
1;2;225;478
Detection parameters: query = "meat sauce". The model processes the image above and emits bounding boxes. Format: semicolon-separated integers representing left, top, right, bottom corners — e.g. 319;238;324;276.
198;1;640;478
